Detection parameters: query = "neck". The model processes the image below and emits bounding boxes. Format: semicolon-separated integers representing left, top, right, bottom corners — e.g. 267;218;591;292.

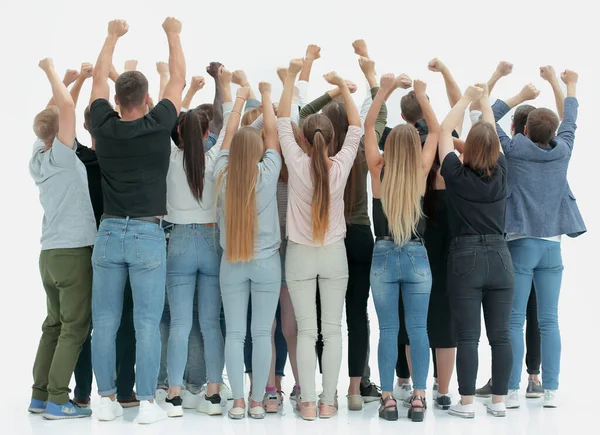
120;106;146;121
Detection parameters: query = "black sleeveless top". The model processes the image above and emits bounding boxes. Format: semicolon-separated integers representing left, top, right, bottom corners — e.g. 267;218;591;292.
373;166;426;240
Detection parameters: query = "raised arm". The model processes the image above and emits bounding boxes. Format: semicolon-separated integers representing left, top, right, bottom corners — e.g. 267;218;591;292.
540;65;565;120
108;64;119;83
156;61;169;101
428;58;463;135
414;79;440;174
470;61;512;115
440;86;483;164
70;63;93;108
385;74;411;101
207;62;224;135
557;69;578;149
221;86;250;151
355;40;377;88
324;72;360;127
299;86;346;124
299;44;321;83
182;76;205;110
503;84;540;110
278;58;303;118
39;58;75;147
232;70;256;100
90;19;128;105
161;17;186;113
47;69;79;107
259;82;279;154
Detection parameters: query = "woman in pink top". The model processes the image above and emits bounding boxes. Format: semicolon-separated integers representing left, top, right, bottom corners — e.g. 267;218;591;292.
276;58;361;420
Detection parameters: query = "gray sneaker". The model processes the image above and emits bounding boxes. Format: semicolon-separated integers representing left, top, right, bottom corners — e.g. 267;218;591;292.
526;379;544;398
475;379;492;398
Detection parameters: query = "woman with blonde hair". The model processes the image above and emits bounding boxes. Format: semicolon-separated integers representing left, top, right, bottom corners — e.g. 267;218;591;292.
214;82;282;420
365;75;438;422
277;59;361;420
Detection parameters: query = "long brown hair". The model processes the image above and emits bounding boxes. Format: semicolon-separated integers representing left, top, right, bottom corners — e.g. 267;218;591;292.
302;114;333;245
179;109;209;201
322;101;359;222
381;125;424;245
216;127;265;262
463;121;500;177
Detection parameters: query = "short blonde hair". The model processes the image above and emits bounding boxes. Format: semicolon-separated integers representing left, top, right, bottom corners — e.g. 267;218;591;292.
33;106;59;144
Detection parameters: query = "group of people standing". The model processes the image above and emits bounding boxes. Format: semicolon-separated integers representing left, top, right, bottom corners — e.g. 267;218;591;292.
28;16;584;426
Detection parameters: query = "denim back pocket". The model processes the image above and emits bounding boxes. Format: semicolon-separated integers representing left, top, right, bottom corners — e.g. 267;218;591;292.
370;248;389;278
168;235;189;258
452;251;477;277
497;250;514;277
92;231;111;265
203;229;222;254
407;250;431;278
134;233;165;269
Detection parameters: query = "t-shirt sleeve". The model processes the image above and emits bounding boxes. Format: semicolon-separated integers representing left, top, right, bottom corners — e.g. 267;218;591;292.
89;99;118;131
48;136;77;168
497;153;507;176
259;150;282;184
441;152;463;186
212;150;229;182
150;99;179;130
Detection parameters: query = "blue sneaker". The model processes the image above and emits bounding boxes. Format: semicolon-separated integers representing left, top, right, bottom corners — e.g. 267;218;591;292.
42;401;92;420
28;398;47;414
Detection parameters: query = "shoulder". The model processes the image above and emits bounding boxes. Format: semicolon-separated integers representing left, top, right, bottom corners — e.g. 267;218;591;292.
149;99;179;128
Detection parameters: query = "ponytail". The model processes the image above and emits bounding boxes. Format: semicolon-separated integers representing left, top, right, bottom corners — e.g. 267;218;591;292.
180;110;209;201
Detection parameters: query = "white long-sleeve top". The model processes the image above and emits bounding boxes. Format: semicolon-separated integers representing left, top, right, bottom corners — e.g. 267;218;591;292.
164;102;233;224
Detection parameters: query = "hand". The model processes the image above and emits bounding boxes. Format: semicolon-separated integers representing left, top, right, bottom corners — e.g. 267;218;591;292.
561;69;578;85
124;59;138;72
206;62;222;79
323;71;344;87
162;17;182;34
288;58;304;75
475;82;489;100
352;39;369;57
427;58;446;73
380;73;395;92
236;86;251;101
495;61;513;77
259;82;271;95
305;44;321;61
219;66;232;85
39;58;55;73
358;56;375;76
413;79;427;96
62;69;79;85
464;85;485;102
346;80;357;93
273;102;279;115
232;70;248;86
396;73;412;89
156;61;169;75
108;19;129;37
80;62;94;79
539;65;557;82
190;76;206;90
518;83;540;101
277;67;288;84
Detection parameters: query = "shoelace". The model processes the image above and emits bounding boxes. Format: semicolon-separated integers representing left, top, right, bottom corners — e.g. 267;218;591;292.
364;382;382;393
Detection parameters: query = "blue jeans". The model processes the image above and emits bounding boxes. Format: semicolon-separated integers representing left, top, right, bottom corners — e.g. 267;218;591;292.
370;240;431;392
508;238;563;391
167;224;224;387
92;218;166;401
221;252;281;402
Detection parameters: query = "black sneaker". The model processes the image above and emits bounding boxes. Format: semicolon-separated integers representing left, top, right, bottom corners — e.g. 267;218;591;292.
435;394;452;410
378;396;398;421
475;379;492;398
407;395;427;422
162;396;183;418
360;382;382;403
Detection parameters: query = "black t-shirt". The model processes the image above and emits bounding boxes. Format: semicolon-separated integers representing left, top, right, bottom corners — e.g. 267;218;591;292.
89;99;178;217
441;152;507;237
75;140;103;228
378;119;458;151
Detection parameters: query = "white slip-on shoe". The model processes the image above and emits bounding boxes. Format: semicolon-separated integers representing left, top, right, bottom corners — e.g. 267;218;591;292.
135;400;168;424
505;390;520;409
487;401;507;417
543;390;558;408
448;401;475;419
160;396;183;418
97;397;124;422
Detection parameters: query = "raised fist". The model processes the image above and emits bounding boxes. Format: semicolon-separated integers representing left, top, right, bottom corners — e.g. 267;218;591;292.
561;69;578;85
464;85;485;102
519;83;540;101
190;76;206;90
380;74;395;92
108;19;129;37
358;56;375;76
346;80;357;93
236;86;251;101
539;65;556;82
352;39;369;57
277;67;288;84
232;70;248;86
427;58;446;73
306;44;321;60
396;73;412;90
259;82;271;95
156;61;169;75
80;62;94;79
288;58;304;75
475;82;489;99
63;69;79;85
206;62;222;79
413;79;427;96
323;71;344;87
496;61;513;77
124;59;138;72
219;66;232;85
162;17;182;34
39;58;55;73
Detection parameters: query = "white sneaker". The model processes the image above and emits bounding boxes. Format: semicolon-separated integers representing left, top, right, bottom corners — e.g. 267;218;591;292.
393;382;413;401
160;396;183;418
543;390;558;408
220;382;233;401
505;389;520;409
154;388;168;404
487;401;507;417
181;390;201;410
97;397;124;421
448;401;475;419
197;393;223;415
135;400;168;424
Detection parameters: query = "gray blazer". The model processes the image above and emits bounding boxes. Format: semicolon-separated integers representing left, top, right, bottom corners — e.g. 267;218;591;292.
492;97;586;238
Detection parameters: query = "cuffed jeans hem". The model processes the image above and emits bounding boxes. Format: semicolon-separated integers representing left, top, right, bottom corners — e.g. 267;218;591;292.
413;385;427;391
99;388;118;397
136;393;156;401
206;377;223;385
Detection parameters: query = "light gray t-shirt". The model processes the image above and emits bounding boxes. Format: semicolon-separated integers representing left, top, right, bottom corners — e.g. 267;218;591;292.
214;149;282;260
29;138;97;250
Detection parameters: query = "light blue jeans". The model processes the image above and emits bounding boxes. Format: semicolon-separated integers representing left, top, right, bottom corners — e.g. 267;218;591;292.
370;240;432;392
220;252;281;402
508;238;563;391
166;224;224;388
92;218;166;401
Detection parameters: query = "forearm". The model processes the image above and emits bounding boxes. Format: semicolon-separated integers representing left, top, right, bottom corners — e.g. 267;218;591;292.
441;68;461;107
94;36;118;82
364;88;386;131
210;79;224;134
278;72;297;118
108;66;119;83
47;69;74;111
567;83;576;98
225;97;245;136
504;93;526;110
299;58;315;83
167;33;186;86
69;77;86;108
441;97;470;132
158;73;169;101
479;97;495;128
487;71;502;95
262;92;278;151
340;84;360;127
417;93;439;133
182;87;198;110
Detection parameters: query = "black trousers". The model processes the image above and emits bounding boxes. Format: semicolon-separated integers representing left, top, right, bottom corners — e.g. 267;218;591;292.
525;283;541;375
448;235;514;397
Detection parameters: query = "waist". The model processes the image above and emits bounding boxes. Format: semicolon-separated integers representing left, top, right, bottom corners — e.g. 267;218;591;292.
451;234;506;247
376;235;423;243
101;214;162;225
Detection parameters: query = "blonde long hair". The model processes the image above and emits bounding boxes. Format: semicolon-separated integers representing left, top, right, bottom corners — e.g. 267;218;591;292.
216;127;265;262
381;125;424;245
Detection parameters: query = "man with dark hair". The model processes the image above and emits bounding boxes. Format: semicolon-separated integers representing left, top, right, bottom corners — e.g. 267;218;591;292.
88;17;186;425
525;108;560;145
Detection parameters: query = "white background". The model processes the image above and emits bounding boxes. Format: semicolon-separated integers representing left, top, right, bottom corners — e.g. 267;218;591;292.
0;0;597;433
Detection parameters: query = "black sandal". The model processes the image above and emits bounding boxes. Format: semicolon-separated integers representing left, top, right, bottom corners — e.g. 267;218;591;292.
407;395;427;422
378;395;398;421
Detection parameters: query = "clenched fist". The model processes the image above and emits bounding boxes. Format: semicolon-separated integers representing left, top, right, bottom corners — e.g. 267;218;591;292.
236;86;251;101
464;85;484;102
380;74;395;92
277;67;288;84
63;69;79;85
561;69;578;85
39;58;55;73
190;76;206;90
358;56;375;76
427;58;446;73
495;61;513;77
323;71;344;87
413;79;427;96
288;58;304;75
108;19;129;37
396;74;412;90
219;66;232;85
539;65;557;82
259;82;271;95
475;82;489;99
80;62;94;79
124;60;138;72
306;44;321;61
206;62;222;79
352;40;369;57
162;17;182;34
156;61;169;75
519;84;540;101
346;80;357;94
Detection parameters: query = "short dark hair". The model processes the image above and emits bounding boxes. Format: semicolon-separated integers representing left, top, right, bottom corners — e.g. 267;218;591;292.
513;104;535;135
400;91;423;124
115;71;149;111
526;108;559;145
196;103;214;120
